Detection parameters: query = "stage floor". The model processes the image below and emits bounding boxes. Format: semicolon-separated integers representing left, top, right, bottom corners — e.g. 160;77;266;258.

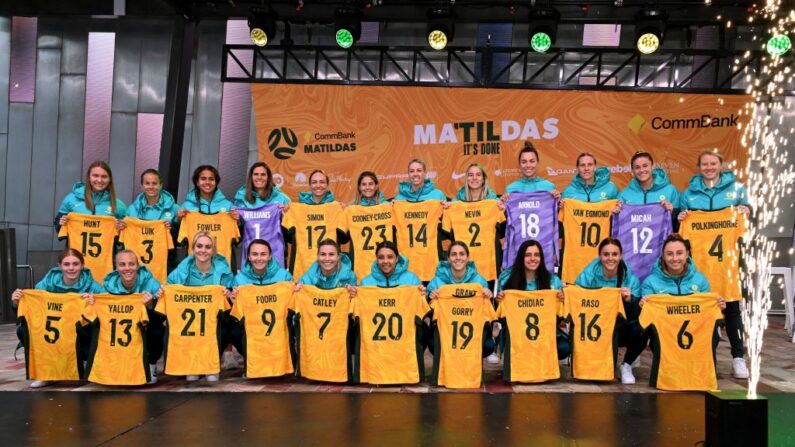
1;317;794;394
0;391;793;446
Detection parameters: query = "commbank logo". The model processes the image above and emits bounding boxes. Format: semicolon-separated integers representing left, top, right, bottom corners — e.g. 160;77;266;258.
268;127;298;160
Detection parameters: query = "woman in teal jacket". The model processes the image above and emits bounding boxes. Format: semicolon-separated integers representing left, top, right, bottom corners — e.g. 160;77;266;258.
126;169;179;222
504;141;560;198
453;164;499;202
298;170;338;205
296;239;357;290
496;240;569;364
678;149;750;379
561;153;619;202
353;171;388;206
102;250;162;384
178;165;238;216
160;232;236;382
393;159;447;202
234;239;293;286
617;151;679;212
56;160;127;230
11;249;103;388
360;241;423;288
234;162;291;209
427;242;495;358
574;238;643;385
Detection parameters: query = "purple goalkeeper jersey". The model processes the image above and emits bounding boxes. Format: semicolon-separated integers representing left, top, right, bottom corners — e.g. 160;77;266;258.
611;203;672;282
503;191;559;272
239;204;285;268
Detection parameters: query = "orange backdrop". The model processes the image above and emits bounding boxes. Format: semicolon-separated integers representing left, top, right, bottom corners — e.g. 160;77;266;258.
253;84;749;202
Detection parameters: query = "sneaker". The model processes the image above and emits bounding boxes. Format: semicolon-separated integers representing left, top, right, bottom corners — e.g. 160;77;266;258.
619;363;636;384
29;380;52;388
148;364;158;385
732;358;749;379
186;375;200;382
486;352;501;364
221;350;238;370
206;374;220;382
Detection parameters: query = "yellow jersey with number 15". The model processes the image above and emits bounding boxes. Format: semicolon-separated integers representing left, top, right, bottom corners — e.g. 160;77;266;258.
58;213;118;282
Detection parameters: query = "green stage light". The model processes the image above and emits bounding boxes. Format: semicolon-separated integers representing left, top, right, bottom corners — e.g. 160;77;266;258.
335;7;362;49
530;32;552;53
768;34;791;56
336;29;354;48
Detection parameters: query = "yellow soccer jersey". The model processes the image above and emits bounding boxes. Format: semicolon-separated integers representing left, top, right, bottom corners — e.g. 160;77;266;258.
442;200;505;281
177;211;240;268
345;204;395;279
560;199;618;283
17;290;85;381
392;200;444;281
294;285;352;382
83;294;149;385
497;289;561;383
563;286;625;381
430;283;497;389
230;283;296;378
120;217;174;283
354;286;431;385
282;202;346;279
639;293;723;391
680;208;747;302
58;213;118;282
154;284;230;376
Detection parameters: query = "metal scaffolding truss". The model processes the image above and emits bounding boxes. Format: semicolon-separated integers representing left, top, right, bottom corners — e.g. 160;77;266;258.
222;44;793;94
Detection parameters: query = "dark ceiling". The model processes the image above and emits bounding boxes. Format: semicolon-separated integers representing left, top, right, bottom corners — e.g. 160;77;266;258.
0;0;758;25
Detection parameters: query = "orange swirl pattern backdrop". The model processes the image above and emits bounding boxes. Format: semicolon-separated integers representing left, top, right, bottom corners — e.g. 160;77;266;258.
253;84;749;202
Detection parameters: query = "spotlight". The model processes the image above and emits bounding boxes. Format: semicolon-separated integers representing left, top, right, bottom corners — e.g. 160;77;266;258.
335;6;363;49
767;34;791;56
248;8;277;47
427;6;454;50
528;7;559;53
635;8;667;54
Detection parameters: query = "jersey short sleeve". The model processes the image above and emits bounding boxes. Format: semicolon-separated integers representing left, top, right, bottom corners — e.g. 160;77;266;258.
293;285;352;382
560;199;617;283
344;204;395;280
680;208;746;301
392;201;444;281
353;286;430;385
563;285;624;381
430;283;495;389
639;293;723;391
442;200;504;281
231;282;295;378
58;213;118;282
120;217;175;283
84;294;150;385
177;211;241;268
17;290;86;381
155;284;230;376
283;202;346;279
497;289;561;383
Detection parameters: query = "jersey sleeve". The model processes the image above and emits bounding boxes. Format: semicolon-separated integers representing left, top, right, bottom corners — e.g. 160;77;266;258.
441;207;454;234
429;299;439;322
230;298;243;321
164;221;175;249
57;218;69;239
484;299;497;322
138;304;149;325
154;295;166;316
82;303;97;323
416;290;431;317
227;213;241;243
282;207;296;231
176;213;189;243
638;299;655;329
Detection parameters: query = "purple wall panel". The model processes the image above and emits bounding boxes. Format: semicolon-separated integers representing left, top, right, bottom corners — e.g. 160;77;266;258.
134;113;164;196
219;20;252;197
9;17;37;103
82;32;115;172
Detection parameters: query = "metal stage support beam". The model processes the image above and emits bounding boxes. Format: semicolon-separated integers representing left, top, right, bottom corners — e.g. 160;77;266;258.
222;44;792;95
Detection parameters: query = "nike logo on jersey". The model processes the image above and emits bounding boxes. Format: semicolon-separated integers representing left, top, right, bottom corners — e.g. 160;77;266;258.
452;172;466;180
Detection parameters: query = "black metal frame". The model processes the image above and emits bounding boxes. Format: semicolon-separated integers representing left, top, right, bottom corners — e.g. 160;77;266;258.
222;44;793;94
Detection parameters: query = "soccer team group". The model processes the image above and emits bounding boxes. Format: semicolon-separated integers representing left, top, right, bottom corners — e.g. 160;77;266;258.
11;141;751;391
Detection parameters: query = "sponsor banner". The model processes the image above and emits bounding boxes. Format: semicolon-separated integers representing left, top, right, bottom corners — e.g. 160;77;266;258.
253;84;749;202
